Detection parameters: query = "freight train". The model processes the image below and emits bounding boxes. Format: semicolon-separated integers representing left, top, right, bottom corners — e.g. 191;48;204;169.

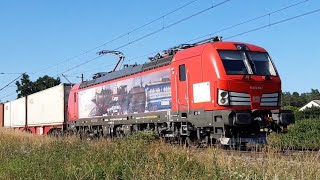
0;37;295;146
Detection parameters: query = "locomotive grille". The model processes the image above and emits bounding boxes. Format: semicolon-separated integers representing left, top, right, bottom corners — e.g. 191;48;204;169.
229;92;279;106
260;93;279;106
229;92;250;106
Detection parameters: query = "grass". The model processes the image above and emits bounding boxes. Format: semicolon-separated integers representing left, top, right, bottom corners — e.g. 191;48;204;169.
0;128;319;180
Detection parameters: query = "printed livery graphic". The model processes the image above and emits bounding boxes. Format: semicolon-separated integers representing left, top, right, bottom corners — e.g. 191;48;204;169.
78;69;171;118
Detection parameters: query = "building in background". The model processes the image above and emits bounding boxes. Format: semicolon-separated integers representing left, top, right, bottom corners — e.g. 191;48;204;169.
299;100;320;111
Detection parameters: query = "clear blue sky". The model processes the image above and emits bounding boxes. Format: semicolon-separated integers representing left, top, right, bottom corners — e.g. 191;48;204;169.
0;0;319;102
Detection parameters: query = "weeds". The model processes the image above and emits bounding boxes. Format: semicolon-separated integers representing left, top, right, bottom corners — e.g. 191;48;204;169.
0;128;319;180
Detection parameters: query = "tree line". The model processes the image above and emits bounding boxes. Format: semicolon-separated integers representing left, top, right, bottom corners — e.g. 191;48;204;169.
282;89;320;120
282;89;320;108
15;73;60;98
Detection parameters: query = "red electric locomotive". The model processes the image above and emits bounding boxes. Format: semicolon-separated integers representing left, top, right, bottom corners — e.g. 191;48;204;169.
67;37;294;145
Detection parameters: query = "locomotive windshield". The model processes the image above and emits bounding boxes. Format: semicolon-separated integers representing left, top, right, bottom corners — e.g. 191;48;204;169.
246;52;277;76
219;51;250;75
218;50;277;76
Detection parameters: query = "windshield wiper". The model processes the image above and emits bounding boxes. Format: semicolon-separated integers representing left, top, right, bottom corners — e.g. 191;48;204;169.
264;75;271;80
242;74;252;80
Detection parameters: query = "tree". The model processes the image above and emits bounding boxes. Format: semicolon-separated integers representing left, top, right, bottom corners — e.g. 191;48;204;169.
34;75;61;92
310;89;320;101
15;73;35;98
16;73;60;98
282;92;292;106
282;89;320;108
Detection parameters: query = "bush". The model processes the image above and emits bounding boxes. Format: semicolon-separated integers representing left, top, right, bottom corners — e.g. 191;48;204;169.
283;105;320;120
268;119;320;150
282;106;304;120
301;106;320;119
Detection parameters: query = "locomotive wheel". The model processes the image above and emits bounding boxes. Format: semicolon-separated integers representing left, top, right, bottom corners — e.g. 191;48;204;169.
185;137;198;148
64;129;77;137
177;134;184;145
116;131;124;138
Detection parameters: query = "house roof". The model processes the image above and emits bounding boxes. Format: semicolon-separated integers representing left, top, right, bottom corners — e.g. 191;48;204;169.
299;100;320;111
313;100;320;105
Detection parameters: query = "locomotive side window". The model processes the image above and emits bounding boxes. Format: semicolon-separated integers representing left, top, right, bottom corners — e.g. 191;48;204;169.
179;64;186;81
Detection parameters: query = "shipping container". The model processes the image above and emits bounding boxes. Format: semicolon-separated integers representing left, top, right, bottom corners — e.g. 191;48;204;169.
10;97;27;127
4;102;11;127
27;84;71;126
4;98;27;128
0;104;4;127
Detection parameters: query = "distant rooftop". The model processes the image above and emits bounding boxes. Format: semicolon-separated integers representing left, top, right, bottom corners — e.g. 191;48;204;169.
313;100;320;105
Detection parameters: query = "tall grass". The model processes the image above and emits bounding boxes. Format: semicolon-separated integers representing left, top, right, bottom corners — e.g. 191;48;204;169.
0;128;319;180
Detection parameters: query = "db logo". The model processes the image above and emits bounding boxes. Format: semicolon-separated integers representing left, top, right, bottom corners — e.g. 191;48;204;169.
252;96;260;103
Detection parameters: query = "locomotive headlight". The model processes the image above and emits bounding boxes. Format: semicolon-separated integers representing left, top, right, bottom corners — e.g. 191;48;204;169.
218;89;229;106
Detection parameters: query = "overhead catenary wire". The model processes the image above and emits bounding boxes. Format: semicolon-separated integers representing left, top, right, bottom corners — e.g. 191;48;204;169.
3;1;318;101
30;0;203;76
0;92;17;102
225;8;320;40
0;73;24;92
65;6;319;89
58;0;232;75
0;72;25;75
1;0;219;98
47;6;320;87
83;0;202;52
67;4;320;80
72;0;313;76
185;0;311;43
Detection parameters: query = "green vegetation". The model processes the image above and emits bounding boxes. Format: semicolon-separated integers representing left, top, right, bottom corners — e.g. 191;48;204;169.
269;102;320;150
268;119;320;150
15;73;61;98
0;129;319;180
282;89;320;108
283;105;320;120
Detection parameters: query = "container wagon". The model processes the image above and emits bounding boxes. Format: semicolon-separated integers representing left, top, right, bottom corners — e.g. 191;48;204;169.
26;84;71;135
3;97;26;130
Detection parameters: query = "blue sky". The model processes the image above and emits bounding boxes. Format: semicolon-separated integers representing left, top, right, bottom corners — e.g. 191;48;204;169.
0;0;319;101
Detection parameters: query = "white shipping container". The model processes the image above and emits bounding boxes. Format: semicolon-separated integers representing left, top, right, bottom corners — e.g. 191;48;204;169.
27;84;71;126
10;97;27;127
4;102;11;127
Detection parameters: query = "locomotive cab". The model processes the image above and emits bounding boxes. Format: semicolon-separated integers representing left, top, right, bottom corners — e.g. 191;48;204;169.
171;40;294;145
210;42;294;134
